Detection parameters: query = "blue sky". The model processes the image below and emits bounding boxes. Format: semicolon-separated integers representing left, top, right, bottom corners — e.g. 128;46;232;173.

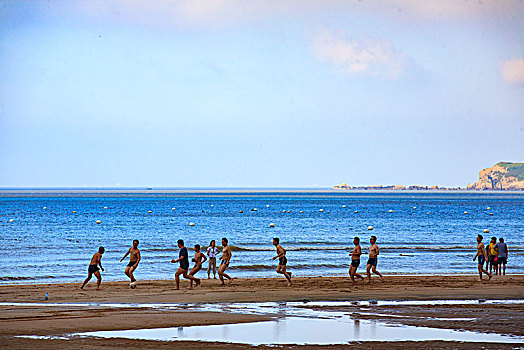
1;1;523;188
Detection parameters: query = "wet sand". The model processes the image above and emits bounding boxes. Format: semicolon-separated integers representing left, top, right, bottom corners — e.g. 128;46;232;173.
1;275;523;349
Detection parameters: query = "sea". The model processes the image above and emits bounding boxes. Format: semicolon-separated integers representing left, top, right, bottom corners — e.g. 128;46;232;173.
0;191;522;285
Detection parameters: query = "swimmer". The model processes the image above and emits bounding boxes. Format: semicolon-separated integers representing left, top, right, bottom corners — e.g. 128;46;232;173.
218;237;234;285
171;239;200;290
272;237;292;286
366;235;383;283
487;237;498;275
473;234;492;281
120;239;140;285
81;247;105;290
349;237;365;286
189;244;207;288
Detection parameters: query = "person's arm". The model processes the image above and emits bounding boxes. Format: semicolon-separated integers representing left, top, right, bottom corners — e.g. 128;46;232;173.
226;248;232;263
134;250;141;267
376;246;379;256
201;253;207;264
98;256;104;272
473;249;479;260
171;253;182;263
120;248;130;262
482;245;488;260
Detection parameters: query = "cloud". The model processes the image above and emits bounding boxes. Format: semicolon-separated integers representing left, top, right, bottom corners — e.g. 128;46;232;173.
312;29;406;78
501;59;524;85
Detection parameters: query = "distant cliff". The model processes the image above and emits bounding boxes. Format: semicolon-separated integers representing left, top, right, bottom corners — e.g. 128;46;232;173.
467;162;524;191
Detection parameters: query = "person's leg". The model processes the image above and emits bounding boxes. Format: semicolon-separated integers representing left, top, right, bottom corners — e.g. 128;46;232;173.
503;262;506;275
128;265;137;283
212;258;217;278
81;273;92;289
477;264;483;281
94;271;102;290
372;266;383;279
175;268;183;290
282;265;291;285
349;266;356;285
207;259;211;279
183;270;199;289
124;266;131;281
366;264;372;283
218;264;233;284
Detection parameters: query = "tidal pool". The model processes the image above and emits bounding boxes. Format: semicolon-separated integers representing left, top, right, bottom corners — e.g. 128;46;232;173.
74;316;524;345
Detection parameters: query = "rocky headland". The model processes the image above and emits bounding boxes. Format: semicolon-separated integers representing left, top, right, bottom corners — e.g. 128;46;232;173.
467;162;524;190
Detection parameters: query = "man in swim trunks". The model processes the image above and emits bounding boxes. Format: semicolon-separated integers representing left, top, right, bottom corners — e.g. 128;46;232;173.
189;244;207;288
366;235;383;283
207;240;219;279
171;239;200;290
272;237;292;286
218;237;234;285
487;237;498;275
349;237;365;286
495;237;509;276
120;239;140;286
473;234;492;281
81;246;105;290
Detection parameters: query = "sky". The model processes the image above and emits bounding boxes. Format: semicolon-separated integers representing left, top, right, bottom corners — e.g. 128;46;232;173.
1;0;523;188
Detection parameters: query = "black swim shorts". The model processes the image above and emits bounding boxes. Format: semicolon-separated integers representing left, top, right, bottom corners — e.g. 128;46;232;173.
88;264;99;274
367;258;378;267
351;260;360;268
127;261;138;268
498;257;507;264
279;256;288;266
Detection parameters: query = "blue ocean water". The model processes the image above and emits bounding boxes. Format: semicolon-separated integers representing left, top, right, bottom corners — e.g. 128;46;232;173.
0;191;522;284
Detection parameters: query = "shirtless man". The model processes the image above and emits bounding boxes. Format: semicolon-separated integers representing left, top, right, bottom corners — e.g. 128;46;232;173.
366;235;383;283
189;244;207;288
81;247;105;290
272;237;292;286
473;234;492;281
349;237;365;286
120;239;140;287
171;239;200;290
218;237;234;285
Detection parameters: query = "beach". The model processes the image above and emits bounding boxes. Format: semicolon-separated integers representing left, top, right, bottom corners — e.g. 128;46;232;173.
1;275;523;348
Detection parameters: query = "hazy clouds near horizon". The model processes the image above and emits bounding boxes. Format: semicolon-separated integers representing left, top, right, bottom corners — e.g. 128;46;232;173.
1;1;523;188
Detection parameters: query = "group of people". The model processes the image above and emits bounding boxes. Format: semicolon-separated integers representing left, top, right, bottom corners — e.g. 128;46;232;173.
475;235;509;281
80;238;237;290
80;234;509;290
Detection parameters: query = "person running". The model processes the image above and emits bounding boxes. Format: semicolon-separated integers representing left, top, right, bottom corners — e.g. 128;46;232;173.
495;237;509;276
189;244;207;288
81;247;105;290
218;237;234;285
207;240;219;279
272;237;292;286
349;237;365;286
487;237;498;275
120;239;140;287
366;235;383;283
473;234;492;281
171;239;200;290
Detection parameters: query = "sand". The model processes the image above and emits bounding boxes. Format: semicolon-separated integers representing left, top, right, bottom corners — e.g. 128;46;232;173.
1;275;523;349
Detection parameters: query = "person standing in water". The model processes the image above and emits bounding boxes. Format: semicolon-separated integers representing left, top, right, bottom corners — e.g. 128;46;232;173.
218;237;234;285
495;237;509;276
349;237;365;286
189;244;207;288
171;239;200;290
272;237;292;286
207;240;219;279
473;234;492;281
81;247;105;290
366;235;383;283
120;239;140;287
